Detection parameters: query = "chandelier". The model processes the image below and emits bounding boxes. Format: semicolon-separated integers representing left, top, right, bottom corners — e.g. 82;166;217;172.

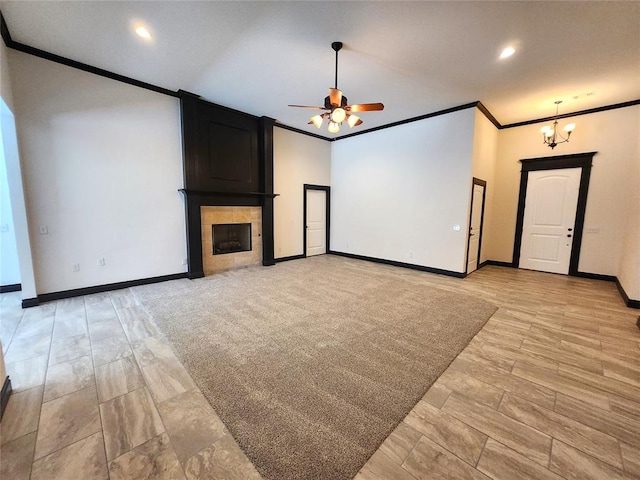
540;100;576;149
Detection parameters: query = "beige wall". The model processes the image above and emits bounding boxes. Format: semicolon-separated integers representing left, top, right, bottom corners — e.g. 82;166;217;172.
0;41;14;111
273;127;331;259
471;109;499;265
616;110;640;300
488;106;639;293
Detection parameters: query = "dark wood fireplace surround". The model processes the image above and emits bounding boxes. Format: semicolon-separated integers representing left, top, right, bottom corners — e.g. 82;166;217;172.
179;91;277;278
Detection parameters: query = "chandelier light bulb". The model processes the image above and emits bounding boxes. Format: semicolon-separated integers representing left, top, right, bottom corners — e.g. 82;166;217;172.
540;100;575;149
328;121;340;133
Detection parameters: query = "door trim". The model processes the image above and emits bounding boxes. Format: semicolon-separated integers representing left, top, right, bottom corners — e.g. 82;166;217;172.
512;152;596;275
465;178;487;274
303;184;331;257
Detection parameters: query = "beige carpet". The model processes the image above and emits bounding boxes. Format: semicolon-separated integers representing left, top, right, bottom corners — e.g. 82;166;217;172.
133;255;497;480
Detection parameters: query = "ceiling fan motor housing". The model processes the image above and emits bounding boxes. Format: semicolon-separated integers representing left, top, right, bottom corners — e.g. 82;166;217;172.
324;95;348;109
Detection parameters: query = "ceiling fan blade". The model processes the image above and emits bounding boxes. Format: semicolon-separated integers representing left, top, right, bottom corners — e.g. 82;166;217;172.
347;103;384;112
329;88;342;107
288;105;328;110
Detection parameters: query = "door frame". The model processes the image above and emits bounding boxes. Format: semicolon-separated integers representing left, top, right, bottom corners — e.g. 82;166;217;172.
466;177;487;274
303;184;331;257
512;152;596;275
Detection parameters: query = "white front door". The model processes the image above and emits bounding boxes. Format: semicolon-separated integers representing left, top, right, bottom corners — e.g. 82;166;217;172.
519;167;581;274
306;189;326;257
467;183;485;273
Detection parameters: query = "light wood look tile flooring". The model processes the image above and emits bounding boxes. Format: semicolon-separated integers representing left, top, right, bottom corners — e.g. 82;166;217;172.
1;263;639;480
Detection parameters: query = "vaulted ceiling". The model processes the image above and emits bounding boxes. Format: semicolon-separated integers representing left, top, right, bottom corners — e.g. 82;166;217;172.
1;1;638;138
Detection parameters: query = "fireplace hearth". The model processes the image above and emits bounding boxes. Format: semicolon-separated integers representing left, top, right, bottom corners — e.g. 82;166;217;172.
213;223;252;255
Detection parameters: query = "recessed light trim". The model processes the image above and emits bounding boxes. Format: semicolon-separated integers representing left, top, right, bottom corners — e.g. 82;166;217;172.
499;46;515;59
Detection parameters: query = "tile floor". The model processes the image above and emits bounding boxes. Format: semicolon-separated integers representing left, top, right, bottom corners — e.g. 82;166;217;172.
0;263;639;480
1;289;259;480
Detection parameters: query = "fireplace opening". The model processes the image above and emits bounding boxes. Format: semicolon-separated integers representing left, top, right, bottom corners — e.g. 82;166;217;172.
212;223;252;255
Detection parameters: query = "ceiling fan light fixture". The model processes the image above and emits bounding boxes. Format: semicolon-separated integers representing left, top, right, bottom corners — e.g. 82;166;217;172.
347;114;361;128
289;41;383;133
331;107;346;123
309;114;324;128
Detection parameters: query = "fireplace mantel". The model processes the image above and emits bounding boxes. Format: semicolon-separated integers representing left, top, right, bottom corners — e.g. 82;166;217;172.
179;189;278;199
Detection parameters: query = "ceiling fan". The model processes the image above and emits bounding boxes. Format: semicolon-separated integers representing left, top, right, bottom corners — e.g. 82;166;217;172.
288;41;384;134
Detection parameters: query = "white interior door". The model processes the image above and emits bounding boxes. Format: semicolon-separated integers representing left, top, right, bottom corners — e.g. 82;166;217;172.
306;189;326;256
467;183;485;273
519;168;581;274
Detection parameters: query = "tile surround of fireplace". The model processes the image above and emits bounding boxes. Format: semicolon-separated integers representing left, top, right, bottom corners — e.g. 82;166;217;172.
201;207;262;274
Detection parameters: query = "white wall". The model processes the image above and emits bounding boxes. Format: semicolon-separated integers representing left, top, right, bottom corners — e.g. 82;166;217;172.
331;108;476;273
0;122;21;285
489;106;640;286
9;50;186;294
1;39;20;287
471;109;499;265
2;40;38;300
273;127;331;258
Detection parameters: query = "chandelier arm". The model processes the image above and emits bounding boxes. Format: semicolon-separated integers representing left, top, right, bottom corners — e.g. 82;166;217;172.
542;101;574;149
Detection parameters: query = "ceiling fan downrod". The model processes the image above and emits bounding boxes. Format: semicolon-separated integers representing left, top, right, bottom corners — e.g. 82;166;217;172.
332;41;342;89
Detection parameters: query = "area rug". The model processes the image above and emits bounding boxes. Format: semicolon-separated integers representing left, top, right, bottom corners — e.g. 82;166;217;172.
133;256;497;480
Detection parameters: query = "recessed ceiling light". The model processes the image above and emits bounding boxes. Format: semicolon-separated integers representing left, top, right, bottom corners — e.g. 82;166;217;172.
499;46;515;59
135;26;152;40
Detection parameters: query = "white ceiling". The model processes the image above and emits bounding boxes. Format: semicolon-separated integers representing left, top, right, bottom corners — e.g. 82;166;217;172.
1;1;639;138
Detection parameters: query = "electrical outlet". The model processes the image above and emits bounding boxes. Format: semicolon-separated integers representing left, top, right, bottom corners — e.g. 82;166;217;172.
0;224;8;233
39;224;49;235
586;227;600;234
182;258;188;265
72;264;80;272
453;224;461;231
97;258;105;266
